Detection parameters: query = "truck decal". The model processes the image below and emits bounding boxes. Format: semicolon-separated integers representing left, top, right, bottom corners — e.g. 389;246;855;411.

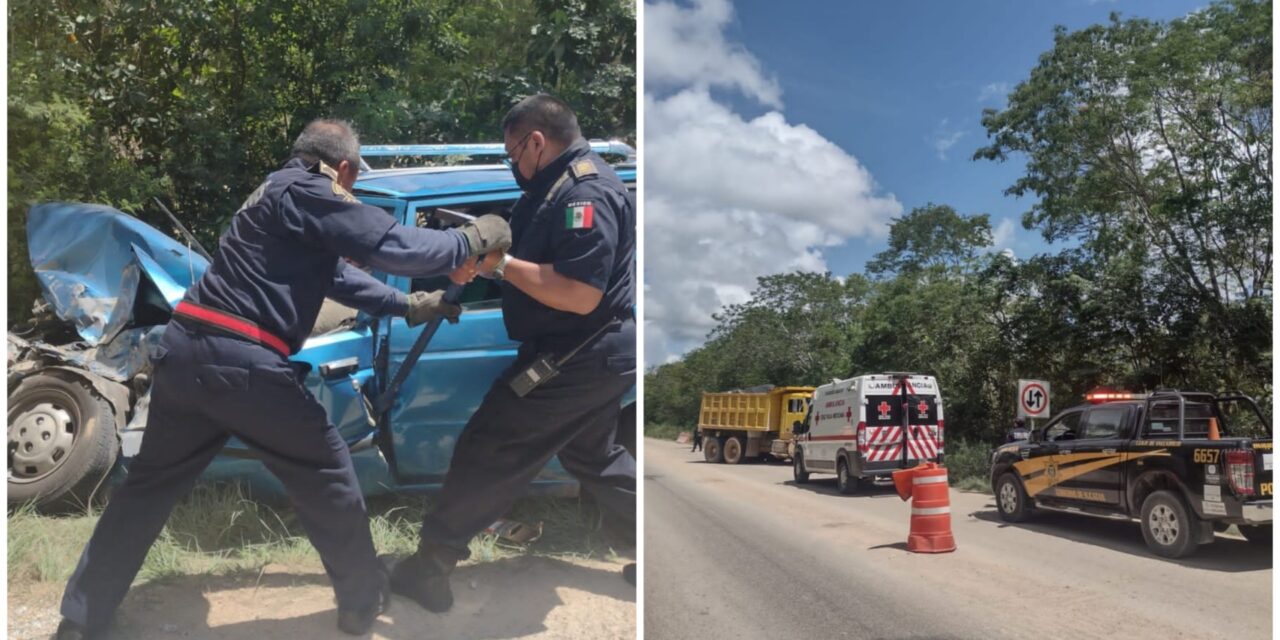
861;425;940;462
1015;450;1171;497
1192;449;1221;464
1052;488;1109;502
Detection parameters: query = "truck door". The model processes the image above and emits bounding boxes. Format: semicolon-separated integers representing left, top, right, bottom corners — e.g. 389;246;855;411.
1015;409;1083;501
379;200;523;483
904;394;940;462
1050;405;1130;508
779;394;809;440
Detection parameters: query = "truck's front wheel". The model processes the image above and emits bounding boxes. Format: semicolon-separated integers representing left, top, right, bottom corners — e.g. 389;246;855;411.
995;473;1034;523
1140;490;1200;558
793;450;810;484
722;436;744;465
8;372;120;511
703;436;724;463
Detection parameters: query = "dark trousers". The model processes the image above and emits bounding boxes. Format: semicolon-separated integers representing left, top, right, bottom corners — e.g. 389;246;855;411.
419;324;636;555
60;320;384;629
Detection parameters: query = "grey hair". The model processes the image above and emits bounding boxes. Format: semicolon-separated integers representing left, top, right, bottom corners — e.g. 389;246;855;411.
291;119;361;167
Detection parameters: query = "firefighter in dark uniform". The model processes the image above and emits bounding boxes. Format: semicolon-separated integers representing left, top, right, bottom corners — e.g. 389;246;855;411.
55;119;512;639
390;95;637;611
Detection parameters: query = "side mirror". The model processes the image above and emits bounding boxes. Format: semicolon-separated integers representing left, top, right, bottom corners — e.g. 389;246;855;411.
792;420;805;434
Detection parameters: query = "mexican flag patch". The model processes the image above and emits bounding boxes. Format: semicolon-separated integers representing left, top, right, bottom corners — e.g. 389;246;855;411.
565;202;594;229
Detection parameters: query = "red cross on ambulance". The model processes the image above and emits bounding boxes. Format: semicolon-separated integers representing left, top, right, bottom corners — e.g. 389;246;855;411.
877;400;891;420
917;400;929;418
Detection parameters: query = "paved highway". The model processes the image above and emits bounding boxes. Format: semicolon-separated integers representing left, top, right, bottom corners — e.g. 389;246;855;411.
644;438;1272;640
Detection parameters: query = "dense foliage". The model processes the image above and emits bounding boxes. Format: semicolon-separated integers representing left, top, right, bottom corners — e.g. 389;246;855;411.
8;0;636;323
645;1;1271;443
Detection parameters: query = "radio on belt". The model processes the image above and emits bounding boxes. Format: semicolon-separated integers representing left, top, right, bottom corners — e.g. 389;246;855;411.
509;319;621;398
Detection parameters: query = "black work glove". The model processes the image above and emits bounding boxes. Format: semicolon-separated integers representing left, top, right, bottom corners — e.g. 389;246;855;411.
459;214;512;256
405;290;462;327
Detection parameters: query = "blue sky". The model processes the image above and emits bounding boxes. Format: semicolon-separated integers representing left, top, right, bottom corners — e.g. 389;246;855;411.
643;0;1208;364
719;0;1206;275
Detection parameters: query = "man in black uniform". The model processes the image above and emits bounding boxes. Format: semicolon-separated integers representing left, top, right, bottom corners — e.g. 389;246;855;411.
55;119;512;639
390;95;637;610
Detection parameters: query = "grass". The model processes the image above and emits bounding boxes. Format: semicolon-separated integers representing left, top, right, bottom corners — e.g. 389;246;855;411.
944;438;993;493
8;483;628;587
643;422;685;440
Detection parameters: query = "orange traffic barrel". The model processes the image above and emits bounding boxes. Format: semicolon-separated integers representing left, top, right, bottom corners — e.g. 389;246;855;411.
891;462;956;554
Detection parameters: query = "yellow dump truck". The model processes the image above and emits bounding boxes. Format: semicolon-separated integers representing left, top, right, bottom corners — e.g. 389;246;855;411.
698;386;814;464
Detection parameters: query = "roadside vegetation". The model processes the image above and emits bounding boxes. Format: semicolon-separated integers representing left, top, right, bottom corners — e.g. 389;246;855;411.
9;484;625;588
8;0;636;325
645;0;1271;474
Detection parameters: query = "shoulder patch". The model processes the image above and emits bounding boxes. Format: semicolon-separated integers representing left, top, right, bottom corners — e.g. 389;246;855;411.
570;159;598;180
564;201;595;229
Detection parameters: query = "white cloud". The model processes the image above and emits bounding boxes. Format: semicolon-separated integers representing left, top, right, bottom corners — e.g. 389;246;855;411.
991;217;1017;249
645;0;783;108
977;82;1010;104
643;0;903;364
644;88;901;363
646;91;901;237
931;118;965;161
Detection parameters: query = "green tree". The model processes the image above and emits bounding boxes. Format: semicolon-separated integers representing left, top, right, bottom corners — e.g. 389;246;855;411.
866;203;993;277
8;0;636;323
974;0;1272;388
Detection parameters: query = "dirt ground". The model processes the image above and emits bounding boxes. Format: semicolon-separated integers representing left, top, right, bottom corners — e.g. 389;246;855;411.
9;556;635;640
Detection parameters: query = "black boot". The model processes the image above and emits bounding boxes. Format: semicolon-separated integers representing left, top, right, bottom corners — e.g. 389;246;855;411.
622;563;636;585
336;565;391;635
389;544;459;613
54;619;106;640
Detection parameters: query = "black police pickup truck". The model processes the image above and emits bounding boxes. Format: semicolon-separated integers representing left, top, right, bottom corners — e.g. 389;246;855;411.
990;389;1272;558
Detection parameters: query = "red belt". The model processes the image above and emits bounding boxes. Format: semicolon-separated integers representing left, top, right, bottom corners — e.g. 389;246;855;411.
174;301;292;356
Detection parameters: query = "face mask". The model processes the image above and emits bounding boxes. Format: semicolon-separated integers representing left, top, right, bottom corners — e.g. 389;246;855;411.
509;144;544;192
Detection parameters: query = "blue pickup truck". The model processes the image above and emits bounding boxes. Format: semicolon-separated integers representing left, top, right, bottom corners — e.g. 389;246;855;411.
7;142;637;509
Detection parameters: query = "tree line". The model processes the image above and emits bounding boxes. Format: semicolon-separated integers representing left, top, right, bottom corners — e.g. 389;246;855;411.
645;0;1271;442
8;0;636;323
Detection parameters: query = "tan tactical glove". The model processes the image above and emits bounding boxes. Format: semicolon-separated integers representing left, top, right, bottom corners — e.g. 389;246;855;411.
459;214;512;256
405;290;462;327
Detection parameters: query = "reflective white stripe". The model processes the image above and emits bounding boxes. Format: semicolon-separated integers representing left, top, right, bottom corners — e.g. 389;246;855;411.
912;506;950;516
913;475;948;485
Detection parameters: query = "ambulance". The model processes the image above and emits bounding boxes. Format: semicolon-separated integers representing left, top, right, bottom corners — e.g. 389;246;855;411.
792;372;944;494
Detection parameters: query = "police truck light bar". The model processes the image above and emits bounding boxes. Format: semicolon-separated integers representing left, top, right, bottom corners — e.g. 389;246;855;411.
1084;388;1147;403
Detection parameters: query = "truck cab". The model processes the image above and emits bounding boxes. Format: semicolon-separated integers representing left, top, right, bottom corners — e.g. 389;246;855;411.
8;141;638;509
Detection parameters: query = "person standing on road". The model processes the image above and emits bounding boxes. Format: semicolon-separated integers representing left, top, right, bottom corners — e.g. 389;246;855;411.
55;119;512;640
389;94;637;612
692;429;703;452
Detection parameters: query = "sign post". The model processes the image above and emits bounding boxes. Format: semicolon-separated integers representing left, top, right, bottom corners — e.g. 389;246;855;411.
1018;379;1050;423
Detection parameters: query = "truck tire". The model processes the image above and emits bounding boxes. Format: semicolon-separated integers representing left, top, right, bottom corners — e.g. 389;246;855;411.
9;372;120;511
1239;524;1272;545
793;450;810;484
704;436;724;463
836;456;860;495
1140;490;1200;558
723;436;744;465
995;472;1034;523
